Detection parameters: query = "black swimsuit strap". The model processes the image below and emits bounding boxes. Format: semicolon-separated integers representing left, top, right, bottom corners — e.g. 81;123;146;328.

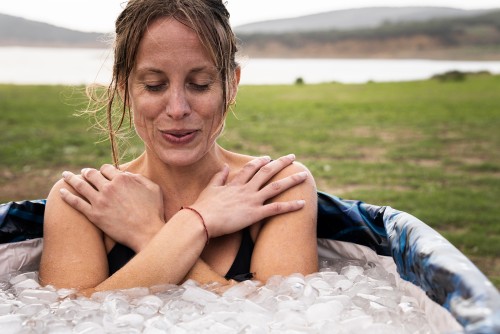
107;242;135;275
224;227;254;281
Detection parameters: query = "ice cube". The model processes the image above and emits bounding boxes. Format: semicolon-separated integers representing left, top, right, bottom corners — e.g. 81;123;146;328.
182;285;218;304
101;294;131;315
340;314;374;331
73;321;106;334
18;289;58;305
0;303;13;315
11;278;40;293
277;299;306;312
235;310;273;328
340;265;364;280
143;315;174;333
248;286;274;304
114;313;145;329
43;320;74;334
0;314;24;334
135;295;164;316
306;300;344;323
240;299;268;314
14;303;46;316
334;279;353;291
277;275;306;298
9;272;38;285
272;309;308;329
307;277;332;296
223;281;258;299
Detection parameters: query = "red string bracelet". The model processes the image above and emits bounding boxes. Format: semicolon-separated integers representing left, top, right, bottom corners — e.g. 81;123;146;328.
182;206;209;245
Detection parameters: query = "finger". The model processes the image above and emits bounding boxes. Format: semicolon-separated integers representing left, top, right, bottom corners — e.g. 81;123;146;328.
59;187;93;216
258;199;306;220
229;156;271;185
100;164;122;180
207;164;230;187
81;168;110;190
62;171;98;199
260;171;308;199
247;154;296;189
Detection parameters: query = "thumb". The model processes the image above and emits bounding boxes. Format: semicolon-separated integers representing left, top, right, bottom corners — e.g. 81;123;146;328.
208;164;229;187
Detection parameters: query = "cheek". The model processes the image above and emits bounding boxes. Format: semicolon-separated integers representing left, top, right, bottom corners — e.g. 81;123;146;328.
197;92;225;123
132;107;156;143
129;95;159;128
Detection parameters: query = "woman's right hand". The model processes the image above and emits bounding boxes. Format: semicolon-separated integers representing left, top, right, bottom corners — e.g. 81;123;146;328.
189;154;308;238
60;154;306;251
59;166;165;252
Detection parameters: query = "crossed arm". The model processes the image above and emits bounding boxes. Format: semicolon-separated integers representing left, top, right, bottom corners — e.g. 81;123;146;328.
39;156;318;294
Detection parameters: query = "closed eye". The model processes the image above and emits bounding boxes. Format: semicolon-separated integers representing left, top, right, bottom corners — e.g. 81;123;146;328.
188;83;210;92
145;83;166;92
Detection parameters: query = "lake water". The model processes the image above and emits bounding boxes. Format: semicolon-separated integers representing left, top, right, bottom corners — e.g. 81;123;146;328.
1;46;500;85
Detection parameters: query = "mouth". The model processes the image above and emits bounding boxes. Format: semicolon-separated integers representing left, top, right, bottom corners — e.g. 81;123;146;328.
160;129;199;144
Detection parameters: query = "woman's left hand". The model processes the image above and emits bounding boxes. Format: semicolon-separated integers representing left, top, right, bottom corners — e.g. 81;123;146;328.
60;164;165;252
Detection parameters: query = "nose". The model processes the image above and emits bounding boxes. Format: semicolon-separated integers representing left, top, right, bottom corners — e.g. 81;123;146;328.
165;87;191;119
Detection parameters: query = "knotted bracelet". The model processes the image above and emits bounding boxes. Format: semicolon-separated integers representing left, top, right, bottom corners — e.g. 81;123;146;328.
182;206;209;245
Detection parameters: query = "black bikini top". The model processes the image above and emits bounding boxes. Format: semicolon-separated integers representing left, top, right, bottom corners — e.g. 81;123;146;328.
107;228;254;282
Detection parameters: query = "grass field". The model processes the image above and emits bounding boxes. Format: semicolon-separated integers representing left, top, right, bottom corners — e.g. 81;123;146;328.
1;74;499;287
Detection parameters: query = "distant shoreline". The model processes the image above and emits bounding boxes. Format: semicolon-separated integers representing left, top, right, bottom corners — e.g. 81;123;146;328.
1;44;499;61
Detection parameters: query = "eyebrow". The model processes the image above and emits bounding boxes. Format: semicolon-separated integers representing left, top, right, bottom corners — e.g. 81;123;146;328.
190;65;217;74
136;65;215;75
136;67;163;74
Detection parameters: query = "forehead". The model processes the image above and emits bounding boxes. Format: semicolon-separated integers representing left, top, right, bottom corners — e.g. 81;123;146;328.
137;17;214;66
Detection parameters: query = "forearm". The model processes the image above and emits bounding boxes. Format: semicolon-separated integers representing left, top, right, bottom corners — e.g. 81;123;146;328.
92;209;208;292
182;258;229;285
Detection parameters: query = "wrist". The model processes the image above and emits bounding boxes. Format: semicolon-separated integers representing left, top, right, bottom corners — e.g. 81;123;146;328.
130;216;164;252
181;206;209;245
174;208;210;247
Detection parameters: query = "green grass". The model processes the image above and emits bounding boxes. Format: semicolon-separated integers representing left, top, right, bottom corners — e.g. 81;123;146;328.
1;74;499;286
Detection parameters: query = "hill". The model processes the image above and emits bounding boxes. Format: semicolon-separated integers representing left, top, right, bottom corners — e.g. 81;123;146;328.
1;8;500;60
0;13;107;48
234;7;491;34
237;9;500;60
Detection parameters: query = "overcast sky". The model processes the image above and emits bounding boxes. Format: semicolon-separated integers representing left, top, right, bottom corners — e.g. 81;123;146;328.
0;0;499;33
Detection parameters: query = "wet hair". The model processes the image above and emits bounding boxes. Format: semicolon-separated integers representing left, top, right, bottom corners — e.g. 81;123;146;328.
89;0;238;166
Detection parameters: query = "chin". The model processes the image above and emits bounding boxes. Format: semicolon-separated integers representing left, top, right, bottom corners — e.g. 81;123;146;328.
157;150;205;167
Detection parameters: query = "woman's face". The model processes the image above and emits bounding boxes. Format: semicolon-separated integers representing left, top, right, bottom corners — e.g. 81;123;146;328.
128;17;227;166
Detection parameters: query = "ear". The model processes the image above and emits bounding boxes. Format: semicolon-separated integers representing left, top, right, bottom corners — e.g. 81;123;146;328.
234;66;241;85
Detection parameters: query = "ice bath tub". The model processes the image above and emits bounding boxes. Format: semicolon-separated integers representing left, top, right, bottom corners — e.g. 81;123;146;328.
1;192;499;333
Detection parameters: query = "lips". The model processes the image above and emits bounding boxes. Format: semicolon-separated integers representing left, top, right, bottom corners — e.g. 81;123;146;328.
160;129;198;145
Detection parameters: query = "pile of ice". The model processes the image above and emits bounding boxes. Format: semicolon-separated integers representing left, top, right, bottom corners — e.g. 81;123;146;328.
0;259;458;333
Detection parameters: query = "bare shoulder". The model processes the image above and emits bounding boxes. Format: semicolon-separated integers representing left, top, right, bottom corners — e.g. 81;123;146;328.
46;177;80;214
40;178;107;288
277;160;313;178
44;178;102;236
45;178;72;214
270;159;317;193
221;149;317;195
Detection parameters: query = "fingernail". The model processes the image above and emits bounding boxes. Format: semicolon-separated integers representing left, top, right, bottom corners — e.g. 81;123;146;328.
59;188;68;195
62;171;70;179
297;200;306;206
81;168;88;175
298;171;308;178
261;156;271;161
286;154;296;160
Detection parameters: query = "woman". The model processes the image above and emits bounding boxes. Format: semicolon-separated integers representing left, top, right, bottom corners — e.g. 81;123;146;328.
39;0;318;295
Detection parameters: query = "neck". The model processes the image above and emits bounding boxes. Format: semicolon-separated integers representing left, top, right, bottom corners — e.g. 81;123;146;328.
129;144;226;210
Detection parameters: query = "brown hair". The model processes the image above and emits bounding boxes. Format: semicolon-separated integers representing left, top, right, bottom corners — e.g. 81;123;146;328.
89;0;238;166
